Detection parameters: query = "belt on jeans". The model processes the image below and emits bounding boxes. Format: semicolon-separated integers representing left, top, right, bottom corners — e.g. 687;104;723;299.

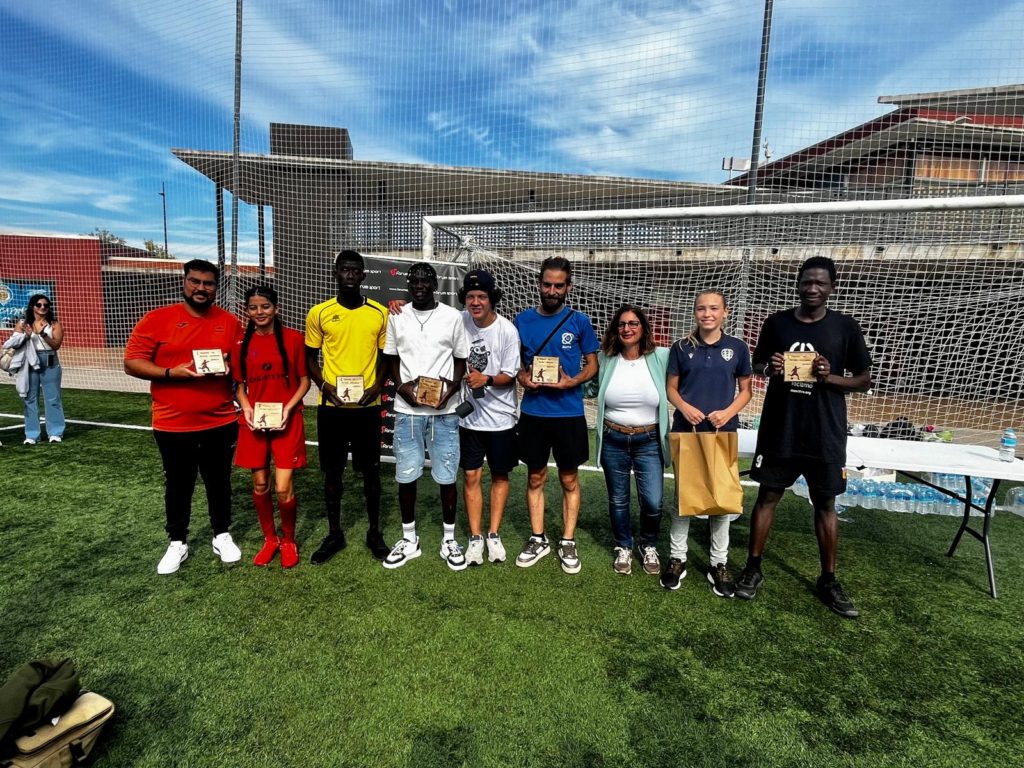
603;419;657;435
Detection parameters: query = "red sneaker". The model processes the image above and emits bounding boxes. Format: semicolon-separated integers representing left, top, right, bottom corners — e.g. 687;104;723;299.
253;536;280;567
280;540;299;569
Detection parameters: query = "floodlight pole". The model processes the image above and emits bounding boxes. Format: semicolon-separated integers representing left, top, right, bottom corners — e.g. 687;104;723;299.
747;0;774;206
739;0;774;348
159;182;169;258
229;0;243;294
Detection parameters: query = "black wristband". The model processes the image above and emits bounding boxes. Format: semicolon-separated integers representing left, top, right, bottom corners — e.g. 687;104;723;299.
164;367;171;379
486;375;494;387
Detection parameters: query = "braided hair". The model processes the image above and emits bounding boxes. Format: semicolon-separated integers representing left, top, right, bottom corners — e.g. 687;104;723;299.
239;285;289;386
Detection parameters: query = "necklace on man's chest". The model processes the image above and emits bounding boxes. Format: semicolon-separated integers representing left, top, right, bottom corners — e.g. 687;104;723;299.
414;308;436;332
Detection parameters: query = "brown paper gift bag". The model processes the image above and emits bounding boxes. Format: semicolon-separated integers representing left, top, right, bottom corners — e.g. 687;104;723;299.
670;431;743;517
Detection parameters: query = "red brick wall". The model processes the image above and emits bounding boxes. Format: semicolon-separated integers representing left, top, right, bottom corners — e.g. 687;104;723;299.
0;235;106;348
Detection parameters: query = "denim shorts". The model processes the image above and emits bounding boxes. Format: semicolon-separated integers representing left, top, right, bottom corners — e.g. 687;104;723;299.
393;412;461;485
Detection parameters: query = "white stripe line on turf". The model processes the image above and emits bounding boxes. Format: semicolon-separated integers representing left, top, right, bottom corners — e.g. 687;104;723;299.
0;411;757;483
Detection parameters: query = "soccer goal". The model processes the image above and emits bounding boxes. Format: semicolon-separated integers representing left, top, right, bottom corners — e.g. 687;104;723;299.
423;194;1024;446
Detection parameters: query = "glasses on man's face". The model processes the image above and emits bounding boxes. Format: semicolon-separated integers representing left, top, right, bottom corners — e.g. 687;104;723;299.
34;302;50;309
617;320;641;329
186;276;218;289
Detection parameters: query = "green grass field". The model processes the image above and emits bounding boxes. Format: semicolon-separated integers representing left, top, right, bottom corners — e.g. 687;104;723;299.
2;386;1023;768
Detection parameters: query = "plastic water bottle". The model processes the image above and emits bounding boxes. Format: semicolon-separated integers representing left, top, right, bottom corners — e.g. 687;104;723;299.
999;428;1017;462
896;485;915;513
881;483;898;512
845;480;863;510
863;482;882;511
1006;487;1024;516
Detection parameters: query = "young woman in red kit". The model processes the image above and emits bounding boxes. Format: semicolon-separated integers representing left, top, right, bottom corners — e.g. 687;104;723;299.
232;286;310;568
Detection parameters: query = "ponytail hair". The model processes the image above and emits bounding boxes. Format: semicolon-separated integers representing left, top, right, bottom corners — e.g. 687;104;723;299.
240;285;289;385
684;290;729;349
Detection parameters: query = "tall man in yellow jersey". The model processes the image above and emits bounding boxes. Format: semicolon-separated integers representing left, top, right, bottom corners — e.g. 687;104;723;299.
306;250;390;562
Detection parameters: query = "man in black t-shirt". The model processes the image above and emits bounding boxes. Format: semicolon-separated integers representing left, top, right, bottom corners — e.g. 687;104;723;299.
734;257;871;618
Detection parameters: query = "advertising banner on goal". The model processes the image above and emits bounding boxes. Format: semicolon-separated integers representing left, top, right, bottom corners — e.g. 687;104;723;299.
0;279;56;330
359;256;467;457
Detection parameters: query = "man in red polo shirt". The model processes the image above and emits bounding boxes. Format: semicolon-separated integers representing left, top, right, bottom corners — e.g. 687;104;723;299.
125;259;243;575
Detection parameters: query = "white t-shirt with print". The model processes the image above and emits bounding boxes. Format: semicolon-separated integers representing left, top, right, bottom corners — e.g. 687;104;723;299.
460;311;520;431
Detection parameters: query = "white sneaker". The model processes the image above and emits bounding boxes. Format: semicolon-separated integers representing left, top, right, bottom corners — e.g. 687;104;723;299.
23;438;36;446
157;541;189;575
516;536;550;568
440;539;468;571
212;532;241;563
486;532;506;563
465;535;485;566
557;539;582;575
612;546;632;575
383;538;421;569
48;436;62;443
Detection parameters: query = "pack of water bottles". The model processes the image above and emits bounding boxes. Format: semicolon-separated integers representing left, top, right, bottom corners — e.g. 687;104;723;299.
790;474;990;516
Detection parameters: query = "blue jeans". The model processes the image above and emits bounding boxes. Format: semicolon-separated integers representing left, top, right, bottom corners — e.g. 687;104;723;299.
600;428;663;549
393;413;461;485
24;353;65;441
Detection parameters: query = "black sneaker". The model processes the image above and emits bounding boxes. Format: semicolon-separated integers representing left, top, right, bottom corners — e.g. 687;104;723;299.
707;563;736;598
310;532;346;565
816;576;859;618
365;529;390;561
659;558;686;590
733;565;763;600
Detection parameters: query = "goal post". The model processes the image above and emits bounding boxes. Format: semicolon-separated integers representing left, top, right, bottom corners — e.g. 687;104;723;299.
422;194;1024;446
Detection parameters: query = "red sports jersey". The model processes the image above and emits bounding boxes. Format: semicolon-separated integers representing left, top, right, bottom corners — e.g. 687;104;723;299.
230;326;307;412
125;304;241;432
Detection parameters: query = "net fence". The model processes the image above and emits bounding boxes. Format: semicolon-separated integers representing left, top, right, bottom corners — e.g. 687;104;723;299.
1;0;1024;440
428;202;1024;446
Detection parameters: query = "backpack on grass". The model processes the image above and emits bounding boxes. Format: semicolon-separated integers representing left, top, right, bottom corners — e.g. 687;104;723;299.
1;692;114;768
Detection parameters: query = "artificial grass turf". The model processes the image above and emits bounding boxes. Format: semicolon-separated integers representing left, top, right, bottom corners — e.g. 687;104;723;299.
1;387;1023;767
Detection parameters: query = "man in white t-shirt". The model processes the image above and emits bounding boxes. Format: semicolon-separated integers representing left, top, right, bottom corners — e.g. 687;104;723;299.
382;262;470;570
456;270;521;566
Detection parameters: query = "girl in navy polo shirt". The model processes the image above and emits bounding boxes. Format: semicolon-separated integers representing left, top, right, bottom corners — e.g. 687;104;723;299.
663;290;752;595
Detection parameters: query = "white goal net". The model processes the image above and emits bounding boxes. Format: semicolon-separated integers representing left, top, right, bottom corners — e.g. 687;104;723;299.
425;196;1024;446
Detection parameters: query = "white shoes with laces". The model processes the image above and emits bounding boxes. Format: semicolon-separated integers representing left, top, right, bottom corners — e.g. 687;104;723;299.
212;532;241;563
157;541;189;575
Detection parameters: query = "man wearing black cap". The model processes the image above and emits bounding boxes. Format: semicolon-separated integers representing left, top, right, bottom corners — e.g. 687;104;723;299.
457;269;521;566
381;262;470;570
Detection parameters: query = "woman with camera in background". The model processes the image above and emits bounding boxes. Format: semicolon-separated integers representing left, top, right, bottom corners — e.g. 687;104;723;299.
17;293;66;445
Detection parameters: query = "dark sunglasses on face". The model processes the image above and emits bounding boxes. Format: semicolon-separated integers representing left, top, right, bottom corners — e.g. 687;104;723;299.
34;302;50;308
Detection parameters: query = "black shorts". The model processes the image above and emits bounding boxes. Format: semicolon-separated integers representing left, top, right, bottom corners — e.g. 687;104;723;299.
750;453;846;498
459;427;518;474
516;413;589;471
316;405;382;474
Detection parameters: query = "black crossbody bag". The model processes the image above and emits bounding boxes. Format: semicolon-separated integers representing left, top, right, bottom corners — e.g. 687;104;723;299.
520;309;574;369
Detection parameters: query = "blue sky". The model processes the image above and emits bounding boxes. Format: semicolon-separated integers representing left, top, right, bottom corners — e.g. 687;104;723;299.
1;0;1022;262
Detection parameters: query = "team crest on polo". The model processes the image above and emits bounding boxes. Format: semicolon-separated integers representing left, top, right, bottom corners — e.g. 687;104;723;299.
721;348;734;361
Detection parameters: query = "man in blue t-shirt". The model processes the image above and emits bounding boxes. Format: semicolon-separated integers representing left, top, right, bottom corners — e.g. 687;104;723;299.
513;257;600;574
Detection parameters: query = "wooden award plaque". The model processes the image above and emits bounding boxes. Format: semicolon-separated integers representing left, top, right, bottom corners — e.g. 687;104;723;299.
335;376;365;404
783;351;817;382
192;349;226;375
531;356;559;384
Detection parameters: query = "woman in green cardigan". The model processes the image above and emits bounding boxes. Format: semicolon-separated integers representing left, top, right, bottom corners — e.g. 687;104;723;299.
592;305;670;577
